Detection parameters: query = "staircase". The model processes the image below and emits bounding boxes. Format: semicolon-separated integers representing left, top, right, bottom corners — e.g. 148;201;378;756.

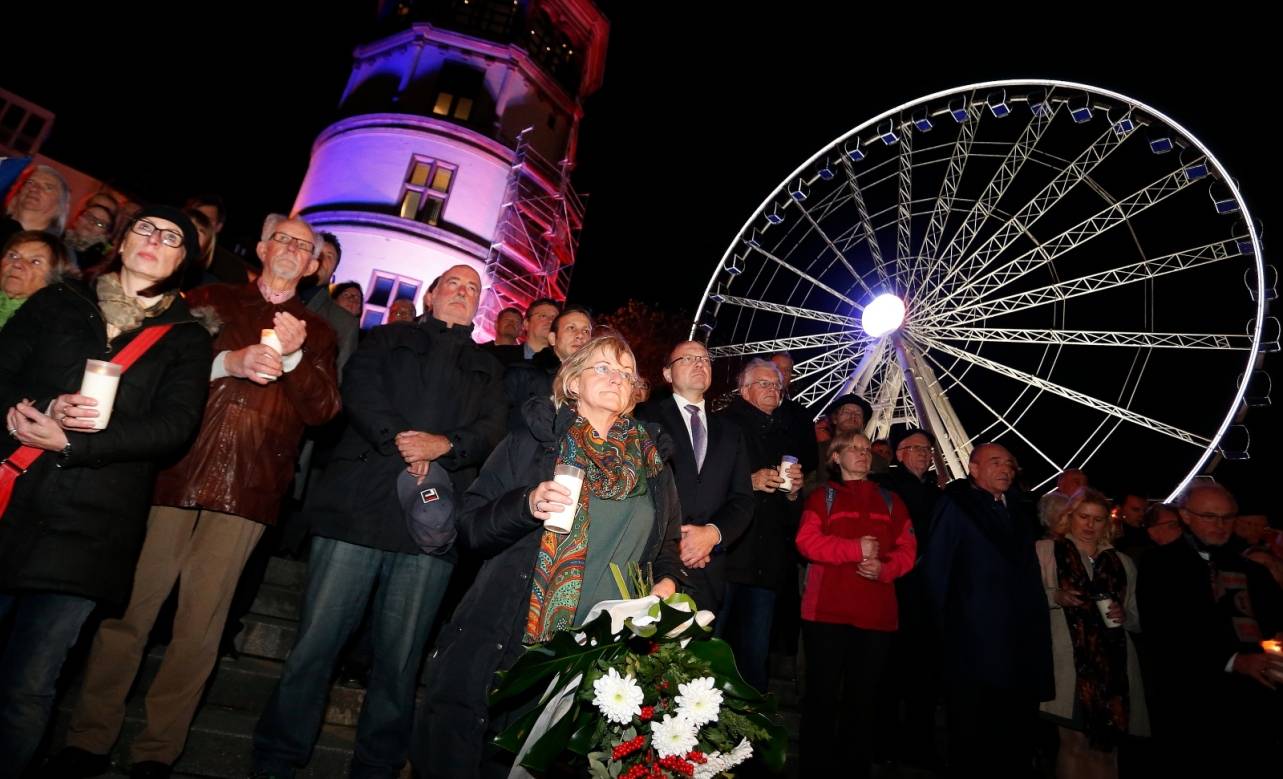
49;556;364;777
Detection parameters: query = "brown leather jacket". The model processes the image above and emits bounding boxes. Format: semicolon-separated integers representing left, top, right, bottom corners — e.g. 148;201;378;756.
152;283;342;525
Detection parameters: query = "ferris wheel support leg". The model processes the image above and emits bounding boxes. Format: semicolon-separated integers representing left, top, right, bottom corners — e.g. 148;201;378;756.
892;336;972;480
838;337;887;399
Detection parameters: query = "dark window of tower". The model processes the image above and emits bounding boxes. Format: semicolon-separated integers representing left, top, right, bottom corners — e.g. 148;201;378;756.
432;61;484;123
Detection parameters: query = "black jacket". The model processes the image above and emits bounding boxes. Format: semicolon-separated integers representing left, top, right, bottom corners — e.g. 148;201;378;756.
635;392;753;612
920;478;1053;698
307;317;506;555
501;346;559;432
0;281;212;604
720;397;805;590
412;399;685;779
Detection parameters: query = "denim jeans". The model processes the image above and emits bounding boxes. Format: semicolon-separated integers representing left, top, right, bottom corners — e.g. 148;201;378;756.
0;591;97;776
252;537;453;779
717;583;776;693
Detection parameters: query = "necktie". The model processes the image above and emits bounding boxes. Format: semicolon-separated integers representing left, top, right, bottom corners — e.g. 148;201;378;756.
686;404;706;471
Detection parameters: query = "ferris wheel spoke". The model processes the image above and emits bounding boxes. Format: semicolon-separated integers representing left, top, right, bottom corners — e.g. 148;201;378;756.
839;156;895;288
917;100;1062;308
796;356;862;407
711;293;858;327
919;336;1212;447
919;349;1065;473
914;114;1138;319
707;331;858;358
908;107;978;301
866;359;907;440
923;236;1248;328
788;197;877;298
746;244;862;309
938;161;1206;310
892;126;914;291
924;326;1255;350
791;343;861;382
893;338;974;478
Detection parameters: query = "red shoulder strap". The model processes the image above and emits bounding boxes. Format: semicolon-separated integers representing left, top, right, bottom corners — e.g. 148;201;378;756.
111;324;174;369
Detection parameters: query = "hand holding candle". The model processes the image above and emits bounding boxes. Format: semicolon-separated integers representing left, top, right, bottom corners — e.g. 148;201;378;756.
49;393;102;431
258;329;283;381
272;311;307;354
79;359;121;429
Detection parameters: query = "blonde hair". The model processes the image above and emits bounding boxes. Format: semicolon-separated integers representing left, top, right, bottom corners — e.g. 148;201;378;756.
1052;487;1113;540
552;329;639;417
827;430;870;462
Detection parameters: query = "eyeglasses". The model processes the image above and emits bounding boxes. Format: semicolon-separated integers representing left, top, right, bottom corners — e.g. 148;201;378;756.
1184;509;1237;524
897;444;933;454
745;380;782;391
668;354;712;368
268;232;315;256
589;362;638;386
840;445;872;455
131;219;185;248
3;250;46;267
80;213;112;231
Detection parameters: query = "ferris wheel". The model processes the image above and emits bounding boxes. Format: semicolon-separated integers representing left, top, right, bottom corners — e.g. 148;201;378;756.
693;80;1273;500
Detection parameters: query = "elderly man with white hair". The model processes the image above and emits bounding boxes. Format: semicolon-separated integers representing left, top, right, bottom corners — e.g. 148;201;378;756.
52;214;342;779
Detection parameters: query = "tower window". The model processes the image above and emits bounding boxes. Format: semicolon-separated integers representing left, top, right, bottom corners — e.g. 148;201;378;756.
398;157;456;227
363;270;422;327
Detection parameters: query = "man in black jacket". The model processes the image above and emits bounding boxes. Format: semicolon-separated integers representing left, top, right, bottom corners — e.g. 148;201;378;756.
1138;481;1283;774
636;340;753;615
501;304;592;431
920;443;1052;777
251;264;506;779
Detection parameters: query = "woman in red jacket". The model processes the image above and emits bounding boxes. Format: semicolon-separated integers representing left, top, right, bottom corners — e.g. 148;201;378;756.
796;429;916;778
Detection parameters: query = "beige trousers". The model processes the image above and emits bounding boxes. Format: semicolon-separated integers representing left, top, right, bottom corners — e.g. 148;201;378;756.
66;506;264;764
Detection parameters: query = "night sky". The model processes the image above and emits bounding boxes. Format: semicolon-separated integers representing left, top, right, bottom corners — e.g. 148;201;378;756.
3;5;1276;506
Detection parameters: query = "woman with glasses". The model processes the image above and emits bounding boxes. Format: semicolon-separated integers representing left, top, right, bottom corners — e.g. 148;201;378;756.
0;231;75;331
413;332;684;779
0;206;213;774
795;429;916;779
1037;488;1148;779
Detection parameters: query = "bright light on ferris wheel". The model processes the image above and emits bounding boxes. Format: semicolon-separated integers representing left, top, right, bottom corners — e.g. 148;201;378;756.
861;293;906;337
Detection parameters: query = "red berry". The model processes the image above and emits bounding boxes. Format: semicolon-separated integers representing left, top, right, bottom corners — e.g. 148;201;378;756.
640;705;655;721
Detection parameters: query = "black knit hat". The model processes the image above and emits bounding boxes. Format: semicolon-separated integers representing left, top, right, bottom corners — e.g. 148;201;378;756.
130;204;200;266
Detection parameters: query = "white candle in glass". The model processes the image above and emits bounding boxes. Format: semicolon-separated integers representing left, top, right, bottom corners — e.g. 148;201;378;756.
80;359;122;430
259;329;283;381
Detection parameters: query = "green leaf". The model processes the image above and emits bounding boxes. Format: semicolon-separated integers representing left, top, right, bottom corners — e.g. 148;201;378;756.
609;562;632;600
686;639;769;702
567;708;605;756
491;702;549;753
587;753;611;779
519;698;583;772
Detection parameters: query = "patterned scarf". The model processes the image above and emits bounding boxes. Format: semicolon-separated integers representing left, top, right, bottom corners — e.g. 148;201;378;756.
96;273;175;340
1054;538;1129;748
524;414;663;643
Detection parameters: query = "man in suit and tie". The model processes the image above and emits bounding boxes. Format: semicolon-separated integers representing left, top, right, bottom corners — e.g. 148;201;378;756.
637;340;753;615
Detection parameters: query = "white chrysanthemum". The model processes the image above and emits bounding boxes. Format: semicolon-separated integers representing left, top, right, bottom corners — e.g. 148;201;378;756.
650;714;699;758
723;738;753;770
674;677;723;727
591;668;643;724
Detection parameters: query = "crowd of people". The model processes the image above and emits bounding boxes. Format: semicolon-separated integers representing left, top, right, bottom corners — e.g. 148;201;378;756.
1;163;1281;779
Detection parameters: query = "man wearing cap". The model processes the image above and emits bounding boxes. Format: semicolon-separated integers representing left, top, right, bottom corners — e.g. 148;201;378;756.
813;394;886;489
636;340;753;615
251;263;506;779
59;213;342;779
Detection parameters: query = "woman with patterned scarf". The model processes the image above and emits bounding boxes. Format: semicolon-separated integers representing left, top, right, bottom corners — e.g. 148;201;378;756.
414;331;685;779
0;206;213;774
1036;488;1149;779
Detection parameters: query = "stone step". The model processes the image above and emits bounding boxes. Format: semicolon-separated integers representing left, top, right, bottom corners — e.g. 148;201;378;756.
134;649;367;728
249;582;303;622
50;701;354;778
263;556;309;591
234;614;297;662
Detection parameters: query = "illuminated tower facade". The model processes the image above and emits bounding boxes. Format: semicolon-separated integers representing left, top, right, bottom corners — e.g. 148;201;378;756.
293;0;608;335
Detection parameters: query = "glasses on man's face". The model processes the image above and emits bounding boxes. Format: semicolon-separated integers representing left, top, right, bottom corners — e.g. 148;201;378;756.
897;444;932;455
131;219;185;248
1184;509;1237;525
840;445;872;456
668;354;712;368
590;362;638;386
269;232;315;256
746;380;781;391
81;213;111;231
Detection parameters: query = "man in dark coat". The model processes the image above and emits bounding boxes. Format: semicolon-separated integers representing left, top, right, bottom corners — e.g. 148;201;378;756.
1138;481;1283;774
718;358;804;693
501;304;592;431
920;442;1052;778
636;340;753;615
60;214;341;777
252;264;507;779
